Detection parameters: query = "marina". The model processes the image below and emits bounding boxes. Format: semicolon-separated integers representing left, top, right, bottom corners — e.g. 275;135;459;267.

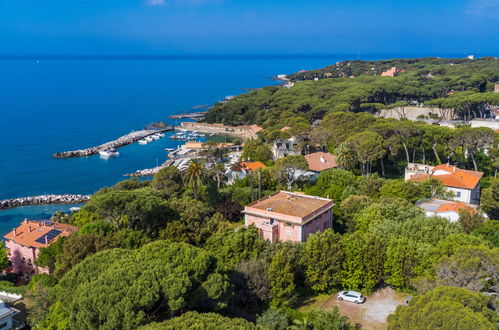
53;128;173;159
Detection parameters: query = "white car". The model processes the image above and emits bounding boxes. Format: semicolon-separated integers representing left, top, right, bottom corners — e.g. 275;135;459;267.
337;291;366;304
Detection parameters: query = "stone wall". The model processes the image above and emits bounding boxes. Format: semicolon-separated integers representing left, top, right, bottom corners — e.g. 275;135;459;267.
376;106;454;121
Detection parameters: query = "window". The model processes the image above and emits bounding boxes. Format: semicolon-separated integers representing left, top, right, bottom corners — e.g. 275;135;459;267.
456;191;461;198
21;257;25;264
0;322;7;329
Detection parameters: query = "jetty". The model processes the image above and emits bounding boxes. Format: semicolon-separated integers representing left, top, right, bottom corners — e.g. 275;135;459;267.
168;111;207;120
125;159;174;177
53;127;173;159
0;194;91;210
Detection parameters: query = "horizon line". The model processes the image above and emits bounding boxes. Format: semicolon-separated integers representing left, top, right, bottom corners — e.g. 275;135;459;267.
0;53;488;61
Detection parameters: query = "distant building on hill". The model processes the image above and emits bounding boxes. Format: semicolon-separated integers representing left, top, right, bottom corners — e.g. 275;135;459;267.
272;137;301;159
417;198;479;222
4;220;78;276
381;67;399;77
243;191;334;243
304;152;337;174
405;163;483;204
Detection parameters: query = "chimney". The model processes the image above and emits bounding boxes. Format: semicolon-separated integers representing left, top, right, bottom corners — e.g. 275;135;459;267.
28;226;32;233
24;219;28;224
45;235;49;245
38;221;42;227
12;228;16;237
453;166;456;172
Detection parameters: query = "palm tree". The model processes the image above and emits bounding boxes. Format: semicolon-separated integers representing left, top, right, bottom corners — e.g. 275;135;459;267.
183;160;206;200
334;142;357;170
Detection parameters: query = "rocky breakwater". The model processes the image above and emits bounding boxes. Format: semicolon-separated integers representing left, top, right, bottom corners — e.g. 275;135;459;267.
0;194;92;210
53;129;169;159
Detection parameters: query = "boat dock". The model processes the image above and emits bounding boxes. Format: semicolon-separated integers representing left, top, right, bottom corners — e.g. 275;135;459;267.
53;127;173;159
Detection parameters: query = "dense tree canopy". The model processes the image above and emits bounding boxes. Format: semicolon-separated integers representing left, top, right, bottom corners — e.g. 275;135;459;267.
139;311;257;330
48;241;231;329
388;286;498;329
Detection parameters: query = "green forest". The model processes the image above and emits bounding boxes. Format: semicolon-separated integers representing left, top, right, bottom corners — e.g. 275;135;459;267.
3;57;499;329
205;57;499;125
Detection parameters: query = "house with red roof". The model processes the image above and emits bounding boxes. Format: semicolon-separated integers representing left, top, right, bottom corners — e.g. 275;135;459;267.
4;220;78;276
225;161;267;184
405;163;483;204
243;191;334;243
305;152;337;174
417;198;479;222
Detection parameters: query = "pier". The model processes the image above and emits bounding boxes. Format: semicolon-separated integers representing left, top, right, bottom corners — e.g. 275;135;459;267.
168;111;207;120
53;127;173;159
125;159;174;177
0;194;91;210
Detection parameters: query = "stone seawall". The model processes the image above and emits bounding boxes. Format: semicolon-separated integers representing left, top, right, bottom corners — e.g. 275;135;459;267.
0;194;92;210
53;128;172;159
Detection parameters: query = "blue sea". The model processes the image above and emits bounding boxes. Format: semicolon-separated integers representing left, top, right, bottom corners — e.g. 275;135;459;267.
0;55;349;236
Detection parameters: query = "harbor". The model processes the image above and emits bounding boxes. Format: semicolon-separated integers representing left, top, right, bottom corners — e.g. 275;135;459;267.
53;127;173;159
0;194;91;210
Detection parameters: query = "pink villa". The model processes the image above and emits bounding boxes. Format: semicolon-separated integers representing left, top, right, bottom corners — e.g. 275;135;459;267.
243;191;334;243
4;220;78;275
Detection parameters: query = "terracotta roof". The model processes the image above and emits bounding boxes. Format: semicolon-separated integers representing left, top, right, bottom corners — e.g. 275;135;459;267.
305;152;337;172
418;198;477;214
409;164;483;190
241;161;267;171
437;201;476;214
244;191;333;220
4;220;78;249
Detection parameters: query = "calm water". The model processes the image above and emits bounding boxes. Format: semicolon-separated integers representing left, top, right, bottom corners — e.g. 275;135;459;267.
0;55;345;235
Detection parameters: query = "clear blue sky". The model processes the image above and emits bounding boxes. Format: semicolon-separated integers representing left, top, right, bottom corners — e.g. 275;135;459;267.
1;0;498;56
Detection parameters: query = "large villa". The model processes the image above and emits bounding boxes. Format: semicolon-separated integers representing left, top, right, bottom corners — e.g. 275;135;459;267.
405;163;483;205
4;220;78;275
243;191;334;243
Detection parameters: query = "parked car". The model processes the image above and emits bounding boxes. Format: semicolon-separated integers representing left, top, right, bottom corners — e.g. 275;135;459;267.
337;291;366;304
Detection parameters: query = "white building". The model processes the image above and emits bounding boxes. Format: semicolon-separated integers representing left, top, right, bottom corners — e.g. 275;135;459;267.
470;119;499;130
271;137;301;159
406;163;483;205
417;199;479;222
0;300;20;330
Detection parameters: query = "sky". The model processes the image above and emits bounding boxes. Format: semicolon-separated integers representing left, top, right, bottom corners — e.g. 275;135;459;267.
0;0;498;56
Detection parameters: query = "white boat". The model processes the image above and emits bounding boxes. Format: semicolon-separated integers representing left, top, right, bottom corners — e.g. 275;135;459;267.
99;149;120;157
145;136;154;142
138;139;148;144
70;207;81;212
164;148;175;151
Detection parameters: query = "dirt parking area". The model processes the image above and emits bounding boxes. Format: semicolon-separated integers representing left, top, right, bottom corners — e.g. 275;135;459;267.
316;288;406;329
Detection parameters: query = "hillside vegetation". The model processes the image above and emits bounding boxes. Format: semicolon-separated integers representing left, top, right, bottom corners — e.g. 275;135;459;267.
205;57;499;126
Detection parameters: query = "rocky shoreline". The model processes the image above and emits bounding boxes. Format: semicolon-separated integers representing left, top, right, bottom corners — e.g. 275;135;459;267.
53;128;172;159
0;194;92;210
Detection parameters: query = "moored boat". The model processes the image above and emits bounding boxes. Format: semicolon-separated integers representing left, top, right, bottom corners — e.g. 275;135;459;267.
99;149;120;157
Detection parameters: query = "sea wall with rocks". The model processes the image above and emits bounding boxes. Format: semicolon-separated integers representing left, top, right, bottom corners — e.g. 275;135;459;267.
0;194;92;210
53;128;172;159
